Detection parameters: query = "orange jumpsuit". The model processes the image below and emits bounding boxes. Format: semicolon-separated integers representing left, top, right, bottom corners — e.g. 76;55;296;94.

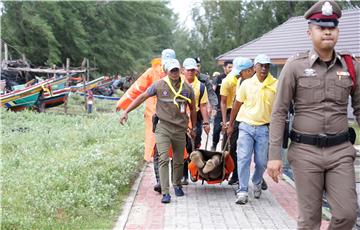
116;58;166;162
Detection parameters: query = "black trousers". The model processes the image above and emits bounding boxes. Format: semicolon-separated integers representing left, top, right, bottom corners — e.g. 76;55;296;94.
212;109;222;149
222;110;239;180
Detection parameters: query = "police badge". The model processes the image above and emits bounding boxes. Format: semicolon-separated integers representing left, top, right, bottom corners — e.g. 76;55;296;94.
304;68;317;77
322;2;333;16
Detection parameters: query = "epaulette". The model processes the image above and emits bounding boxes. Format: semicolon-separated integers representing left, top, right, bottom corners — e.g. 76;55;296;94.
338;50;356;59
287;51;309;63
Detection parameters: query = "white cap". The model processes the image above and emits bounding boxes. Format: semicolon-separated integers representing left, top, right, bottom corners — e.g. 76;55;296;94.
161;49;176;61
183;58;198;70
161;49;176;71
166;59;180;71
254;54;271;65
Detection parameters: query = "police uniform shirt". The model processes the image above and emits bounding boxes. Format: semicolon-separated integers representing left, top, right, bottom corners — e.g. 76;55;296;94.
147;77;195;130
269;49;360;160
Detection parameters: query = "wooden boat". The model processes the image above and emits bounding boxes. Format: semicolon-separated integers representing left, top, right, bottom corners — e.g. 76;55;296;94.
40;76;70;108
70;76;105;92
76;92;120;101
0;78;54;111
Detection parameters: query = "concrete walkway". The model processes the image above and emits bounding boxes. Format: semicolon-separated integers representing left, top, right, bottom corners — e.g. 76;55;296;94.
113;157;337;230
113;131;360;229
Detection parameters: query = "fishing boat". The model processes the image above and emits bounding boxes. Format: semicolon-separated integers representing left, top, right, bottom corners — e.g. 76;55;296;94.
40;76;70;108
70;76;105;92
76;91;120;101
0;78;54;111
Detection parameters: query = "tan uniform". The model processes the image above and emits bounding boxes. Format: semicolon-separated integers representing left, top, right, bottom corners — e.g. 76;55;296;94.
147;77;195;194
269;49;360;229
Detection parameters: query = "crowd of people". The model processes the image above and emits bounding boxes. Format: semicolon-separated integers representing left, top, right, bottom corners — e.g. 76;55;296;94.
118;1;359;229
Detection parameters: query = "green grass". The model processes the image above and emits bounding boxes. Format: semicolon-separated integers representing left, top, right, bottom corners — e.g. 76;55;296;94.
1;97;145;229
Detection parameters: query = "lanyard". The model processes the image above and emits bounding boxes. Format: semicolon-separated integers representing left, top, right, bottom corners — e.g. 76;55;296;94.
163;76;192;108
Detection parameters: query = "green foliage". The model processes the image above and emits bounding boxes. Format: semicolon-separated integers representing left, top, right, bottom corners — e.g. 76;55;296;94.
1;1;175;74
1;107;145;229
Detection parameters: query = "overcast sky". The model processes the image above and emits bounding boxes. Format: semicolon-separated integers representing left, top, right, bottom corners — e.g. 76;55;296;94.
168;0;202;29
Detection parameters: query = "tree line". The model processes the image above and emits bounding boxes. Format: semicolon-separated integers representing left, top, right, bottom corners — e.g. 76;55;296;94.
1;1;359;77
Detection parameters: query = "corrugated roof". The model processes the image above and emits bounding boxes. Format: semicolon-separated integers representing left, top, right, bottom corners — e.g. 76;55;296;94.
217;9;360;61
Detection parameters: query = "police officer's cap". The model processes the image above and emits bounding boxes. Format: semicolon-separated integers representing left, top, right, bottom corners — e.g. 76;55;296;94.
304;1;342;28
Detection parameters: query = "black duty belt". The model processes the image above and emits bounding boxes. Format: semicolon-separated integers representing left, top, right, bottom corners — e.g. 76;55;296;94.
290;130;350;148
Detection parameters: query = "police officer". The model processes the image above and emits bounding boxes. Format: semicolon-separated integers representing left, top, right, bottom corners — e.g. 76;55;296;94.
120;59;197;204
267;1;360;229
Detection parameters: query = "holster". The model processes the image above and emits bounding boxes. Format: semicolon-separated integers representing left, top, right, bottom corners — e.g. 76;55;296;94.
152;114;159;133
349;127;356;144
282;117;290;149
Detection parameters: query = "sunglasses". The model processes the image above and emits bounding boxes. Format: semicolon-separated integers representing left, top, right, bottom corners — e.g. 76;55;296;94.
170;68;179;73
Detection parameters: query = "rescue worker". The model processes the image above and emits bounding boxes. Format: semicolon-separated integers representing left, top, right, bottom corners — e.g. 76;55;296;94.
120;59;197;203
267;1;359;229
182;58;210;184
194;57;218;148
221;57;270;189
212;60;233;152
116;49;175;193
227;55;277;204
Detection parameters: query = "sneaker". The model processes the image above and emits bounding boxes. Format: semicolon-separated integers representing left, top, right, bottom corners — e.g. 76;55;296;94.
174;186;185;196
253;183;262;199
161;194;171;203
228;176;239;185
235;192;248;204
261;179;268;190
181;177;189;185
154;183;161;194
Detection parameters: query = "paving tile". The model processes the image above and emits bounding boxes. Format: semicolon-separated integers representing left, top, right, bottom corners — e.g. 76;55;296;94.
116;152;331;229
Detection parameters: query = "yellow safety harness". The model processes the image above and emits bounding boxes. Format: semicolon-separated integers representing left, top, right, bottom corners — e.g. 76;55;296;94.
163;76;192;108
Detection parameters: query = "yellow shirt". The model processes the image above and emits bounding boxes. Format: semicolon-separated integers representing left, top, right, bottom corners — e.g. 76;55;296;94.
190;77;208;112
220;73;238;109
236;73;278;125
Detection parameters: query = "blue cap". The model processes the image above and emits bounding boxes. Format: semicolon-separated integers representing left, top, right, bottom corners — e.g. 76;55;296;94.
161;49;176;71
165;59;180;72
254;54;271;65
229;57;253;76
183;58;198;70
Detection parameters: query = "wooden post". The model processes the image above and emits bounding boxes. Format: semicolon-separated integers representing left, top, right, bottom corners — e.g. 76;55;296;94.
64;58;70;114
85;58;91;112
86;58;90;82
83;67;87;111
2;43;8;69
